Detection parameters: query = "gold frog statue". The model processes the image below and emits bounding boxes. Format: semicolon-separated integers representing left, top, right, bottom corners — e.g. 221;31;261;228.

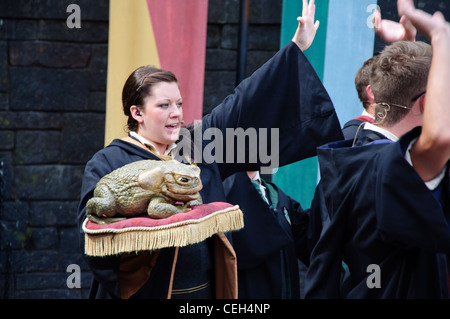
86;160;203;224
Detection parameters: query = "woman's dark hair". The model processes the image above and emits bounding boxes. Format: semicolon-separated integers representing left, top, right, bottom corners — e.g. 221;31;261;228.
122;65;178;132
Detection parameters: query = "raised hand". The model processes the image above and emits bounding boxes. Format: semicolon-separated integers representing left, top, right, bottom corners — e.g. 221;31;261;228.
292;0;320;51
399;0;450;182
373;9;416;43
398;0;449;40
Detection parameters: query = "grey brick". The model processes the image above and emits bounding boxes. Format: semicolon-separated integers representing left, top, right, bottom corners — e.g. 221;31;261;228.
29;201;78;227
14;131;60;164
9;41;91;68
10;68;89;112
11;165;84;200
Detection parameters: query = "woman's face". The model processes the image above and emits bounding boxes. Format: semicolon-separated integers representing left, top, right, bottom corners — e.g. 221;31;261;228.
137;81;183;154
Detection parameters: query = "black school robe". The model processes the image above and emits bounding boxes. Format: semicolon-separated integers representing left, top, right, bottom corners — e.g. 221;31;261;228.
305;127;450;298
77;41;344;299
341;115;373;140
223;172;310;299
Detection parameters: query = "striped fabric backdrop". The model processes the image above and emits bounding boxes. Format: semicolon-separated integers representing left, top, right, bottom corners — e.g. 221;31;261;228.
104;0;208;146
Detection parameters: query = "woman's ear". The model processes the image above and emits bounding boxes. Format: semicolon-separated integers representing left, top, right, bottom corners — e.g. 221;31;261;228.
130;105;143;122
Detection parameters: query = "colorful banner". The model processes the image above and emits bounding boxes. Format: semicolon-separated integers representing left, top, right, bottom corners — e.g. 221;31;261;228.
274;0;376;207
105;0;208;145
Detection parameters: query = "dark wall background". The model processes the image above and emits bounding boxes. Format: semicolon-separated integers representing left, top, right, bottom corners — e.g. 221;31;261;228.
0;0;282;298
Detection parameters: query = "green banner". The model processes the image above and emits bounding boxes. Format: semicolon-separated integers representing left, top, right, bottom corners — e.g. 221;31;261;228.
273;0;329;208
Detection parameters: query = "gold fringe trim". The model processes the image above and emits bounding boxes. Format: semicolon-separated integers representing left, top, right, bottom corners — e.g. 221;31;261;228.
83;205;244;257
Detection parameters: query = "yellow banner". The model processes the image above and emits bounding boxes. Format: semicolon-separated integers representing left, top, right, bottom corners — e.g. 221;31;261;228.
105;0;160;145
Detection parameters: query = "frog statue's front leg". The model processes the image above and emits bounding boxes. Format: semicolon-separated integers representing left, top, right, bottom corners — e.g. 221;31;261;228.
147;196;188;219
180;196;203;210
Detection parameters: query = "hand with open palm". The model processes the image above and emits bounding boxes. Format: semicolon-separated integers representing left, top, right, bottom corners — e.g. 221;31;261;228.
292;0;320;52
373;8;417;43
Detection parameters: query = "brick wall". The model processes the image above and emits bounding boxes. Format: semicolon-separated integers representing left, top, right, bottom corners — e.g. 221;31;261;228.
0;0;282;299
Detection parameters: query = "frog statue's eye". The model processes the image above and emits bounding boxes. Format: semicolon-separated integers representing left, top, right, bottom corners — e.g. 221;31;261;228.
177;176;190;184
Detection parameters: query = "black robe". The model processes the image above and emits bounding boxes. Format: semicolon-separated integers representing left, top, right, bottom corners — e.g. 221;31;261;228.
305;127;450;298
342;115;373;140
342;118;364;140
223;172;310;299
77;41;344;299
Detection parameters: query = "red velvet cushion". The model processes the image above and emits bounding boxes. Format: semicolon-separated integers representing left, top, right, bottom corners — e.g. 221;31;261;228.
84;202;235;231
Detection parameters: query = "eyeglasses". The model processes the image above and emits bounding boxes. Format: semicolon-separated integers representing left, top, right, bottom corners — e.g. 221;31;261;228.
411;91;426;102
